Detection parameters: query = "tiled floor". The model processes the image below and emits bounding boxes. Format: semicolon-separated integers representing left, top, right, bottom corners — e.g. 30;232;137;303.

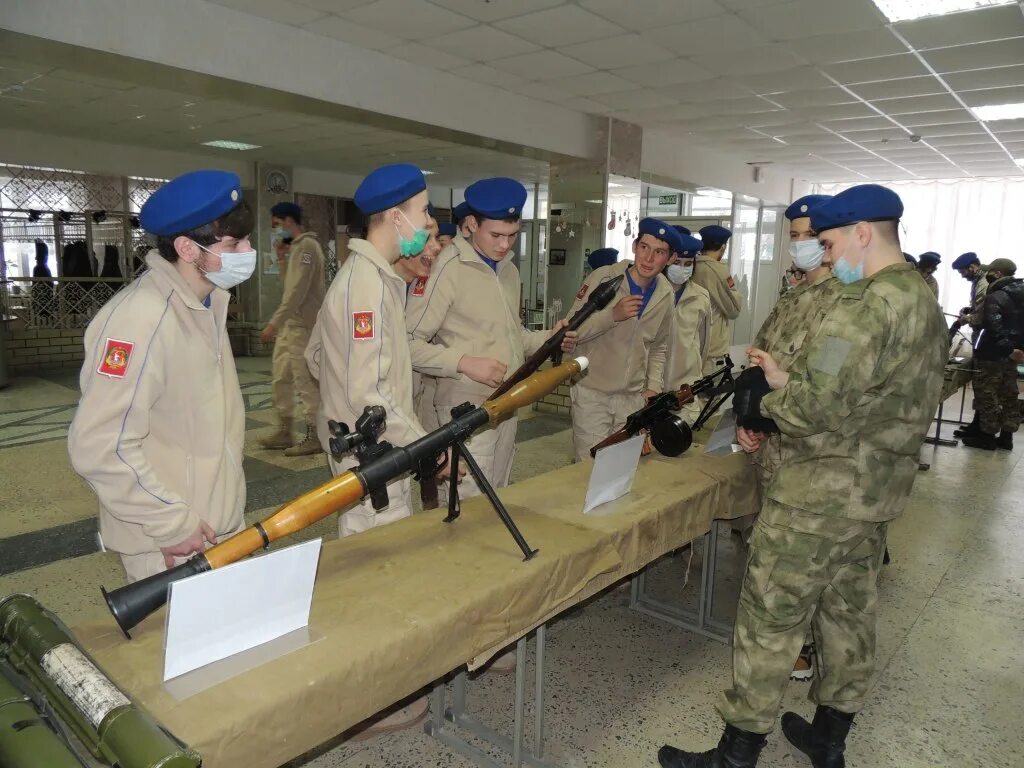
1;357;1022;767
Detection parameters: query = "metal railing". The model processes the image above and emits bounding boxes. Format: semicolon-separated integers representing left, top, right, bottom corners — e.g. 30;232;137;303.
2;276;129;330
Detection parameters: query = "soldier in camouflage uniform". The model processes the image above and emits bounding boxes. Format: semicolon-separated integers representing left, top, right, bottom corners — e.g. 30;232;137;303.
659;185;948;768
951;252;988;438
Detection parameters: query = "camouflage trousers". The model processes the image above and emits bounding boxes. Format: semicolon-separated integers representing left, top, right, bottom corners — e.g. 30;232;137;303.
974;359;1021;435
718;500;887;734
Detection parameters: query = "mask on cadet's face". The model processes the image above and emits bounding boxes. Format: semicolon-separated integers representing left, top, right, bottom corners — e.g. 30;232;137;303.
272;227;290;241
789;239;825;272
831;239;864;285
194;242;257;289
666;263;693;284
395;209;429;258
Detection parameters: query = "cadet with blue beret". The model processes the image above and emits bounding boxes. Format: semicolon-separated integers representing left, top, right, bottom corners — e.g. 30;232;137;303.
917;251;941;298
437;221;458;249
69;170;256;583
690;224;744;375
953;251;988;342
258;201;326;456
567;217;675;460
586;246;619;273
664;230;712;425
452;201;472;239
406;177;576;499
660;185;948;768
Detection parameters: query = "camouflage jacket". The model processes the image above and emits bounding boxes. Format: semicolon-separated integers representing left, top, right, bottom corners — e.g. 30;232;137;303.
760;262;948;522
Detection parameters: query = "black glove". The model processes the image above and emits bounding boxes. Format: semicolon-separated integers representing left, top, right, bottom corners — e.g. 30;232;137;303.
733;366;780;434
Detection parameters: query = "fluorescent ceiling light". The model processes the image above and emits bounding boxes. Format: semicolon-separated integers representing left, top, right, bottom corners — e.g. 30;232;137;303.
201;139;261;150
422;170;436;175
971;103;1024;121
871;0;1014;23
1016;158;1024;167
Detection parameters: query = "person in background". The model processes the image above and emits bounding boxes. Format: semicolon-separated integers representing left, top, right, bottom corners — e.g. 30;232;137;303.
951;252;988;439
437;221;457;250
961;258;1024;452
664;231;711;426
68;170;255;583
452;201;472;239
691;224;743;375
259;202;326;456
917;251;941;298
587;247;619;274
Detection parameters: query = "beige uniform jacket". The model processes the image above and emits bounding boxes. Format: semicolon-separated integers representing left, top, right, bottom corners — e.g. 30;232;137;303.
568;261;674;395
269;231;326;330
68;251;245;556
405;237;547;406
967;273;989;330
306;239;425;455
691;255;745;357
924;272;939;298
666;280;712;422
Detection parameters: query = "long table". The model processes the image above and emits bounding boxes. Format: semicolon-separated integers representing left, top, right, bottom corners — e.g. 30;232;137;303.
72;449;755;768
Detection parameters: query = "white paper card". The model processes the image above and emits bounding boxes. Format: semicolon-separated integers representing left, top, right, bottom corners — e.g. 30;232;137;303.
163;538;322;681
705;407;740;456
583;435;645;514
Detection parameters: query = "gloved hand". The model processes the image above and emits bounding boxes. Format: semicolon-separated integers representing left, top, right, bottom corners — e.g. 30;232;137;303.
732;366;780;434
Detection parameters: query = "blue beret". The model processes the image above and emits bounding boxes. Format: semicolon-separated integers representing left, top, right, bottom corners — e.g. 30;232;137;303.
918;251;941;267
699;224;732;244
438;222;457;237
810;184;903;233
903;252;917;265
677;234;703;257
428;203;437;217
453;202;471;224
587;247;619;270
140;170;242;236
270;201;302;220
637;217;674;248
353;163;427;215
785;194;832;222
952;252;980;270
673;224;691;236
465;177;527;220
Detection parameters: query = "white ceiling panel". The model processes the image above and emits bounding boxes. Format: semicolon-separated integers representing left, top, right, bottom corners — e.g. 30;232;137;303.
542;71;634;97
989;118;1024;133
894;5;1024;50
920;123;988;137
924;38;1024;74
927;134;998;147
591;88;678;111
490;49;594;80
508;81;574;103
562;95;615;114
847;76;947;101
825;54;931;84
873;93;964;114
707;45;808;77
770;88;860;108
705;98;784;116
656;77;753;101
611;60;717;87
495;5;621;47
388;41;473;70
945;65;1024;91
560;34;676;69
426;0;565;22
790;102;877;120
788;28;906;64
738;0;886;41
425;26;540;61
579;0;727;30
959;86;1024;108
644;14;768;57
211;0;326;26
899;109;977;127
446;63;523;89
344;0;477;38
304;15;402;48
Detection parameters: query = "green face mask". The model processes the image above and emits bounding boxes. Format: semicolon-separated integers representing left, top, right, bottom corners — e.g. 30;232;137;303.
396;210;429;258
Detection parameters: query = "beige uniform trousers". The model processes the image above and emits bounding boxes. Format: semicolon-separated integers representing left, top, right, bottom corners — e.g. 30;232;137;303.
570;384;645;462
118;518;247;583
329;455;413;537
272;322;320;424
435;408;517;504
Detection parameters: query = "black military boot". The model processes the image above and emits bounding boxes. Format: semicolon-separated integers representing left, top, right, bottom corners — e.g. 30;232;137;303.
659;724;767;768
781;706;854;768
961;431;997;450
996;430;1014;451
953;413;979;438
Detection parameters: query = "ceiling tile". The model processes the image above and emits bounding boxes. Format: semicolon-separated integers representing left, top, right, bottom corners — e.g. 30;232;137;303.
739;0;886;41
508;81;574;103
388;41;473;70
988;117;1024;133
293;0;379;12
789;102;877;120
770;87;858;108
644;13;767;56
542;71;634;96
426;25;540;61
707;45;808;77
210;0;326;26
706;99;785;116
788;28;906;64
829;126;907;141
447;63;524;89
894;4;1024;50
918;123;986;137
560;34;676;69
825;54;930;84
490;49;594;79
656;77;753;101
899;108;976;127
562;95;615;114
945;64;1024;91
611;60;716;87
926;134;996;147
846;75;946;100
924;38;1024;74
305;15;403;48
345;0;477;38
734;66;834;94
872;93;963;115
426;0;565;23
495;5;622;47
959;85;1024;108
580;0;727;30
591;88;677;111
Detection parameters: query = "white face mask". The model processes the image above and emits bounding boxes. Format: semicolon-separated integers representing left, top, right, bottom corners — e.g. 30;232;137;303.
195;242;257;289
789;239;825;272
666;263;693;284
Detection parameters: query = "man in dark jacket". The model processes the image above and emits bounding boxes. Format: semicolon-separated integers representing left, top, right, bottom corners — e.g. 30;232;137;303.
963;258;1024;451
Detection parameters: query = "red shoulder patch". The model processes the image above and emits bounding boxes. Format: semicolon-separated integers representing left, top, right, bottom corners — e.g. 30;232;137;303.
97;338;134;378
576;284;589;300
411;276;428;297
353;311;374;340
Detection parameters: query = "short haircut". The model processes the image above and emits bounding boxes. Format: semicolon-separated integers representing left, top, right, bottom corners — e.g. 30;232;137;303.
701;240;727;253
875;219;900;247
155;200;254;263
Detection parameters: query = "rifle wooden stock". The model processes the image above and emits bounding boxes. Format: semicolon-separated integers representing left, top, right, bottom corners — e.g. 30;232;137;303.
102;357;588;637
